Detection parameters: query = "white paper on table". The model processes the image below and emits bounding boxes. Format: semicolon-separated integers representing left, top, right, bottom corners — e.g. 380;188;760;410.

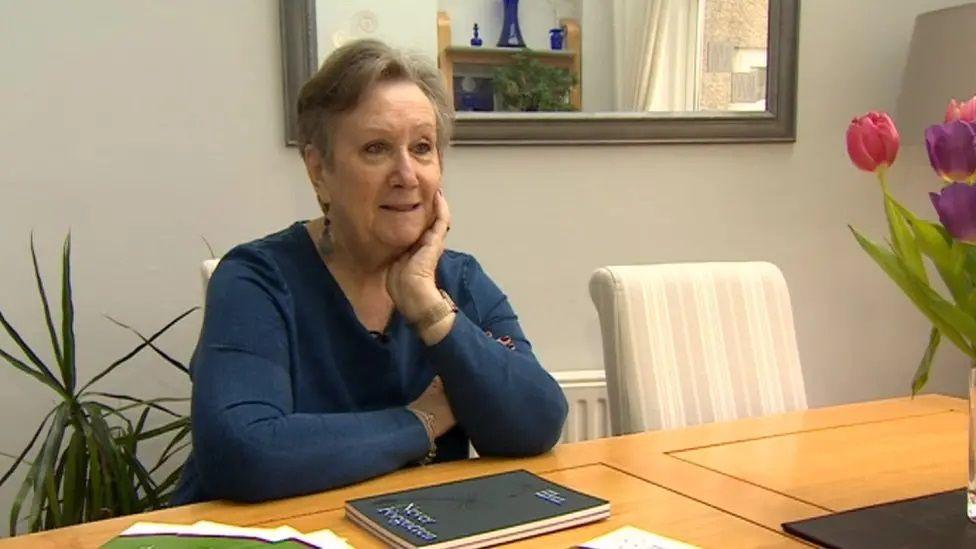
577;525;701;549
117;520;351;548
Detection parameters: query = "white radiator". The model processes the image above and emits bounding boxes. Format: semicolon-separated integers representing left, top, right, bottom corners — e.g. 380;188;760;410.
553;370;610;443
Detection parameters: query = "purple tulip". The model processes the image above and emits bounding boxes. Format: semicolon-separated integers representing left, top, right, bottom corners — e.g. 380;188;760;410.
930;182;976;244
925;120;976;183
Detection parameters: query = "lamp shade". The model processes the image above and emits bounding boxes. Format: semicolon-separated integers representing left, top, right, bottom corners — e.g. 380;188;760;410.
896;2;976;145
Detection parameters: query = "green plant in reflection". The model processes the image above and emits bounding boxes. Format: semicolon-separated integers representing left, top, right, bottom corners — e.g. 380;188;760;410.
493;51;577;112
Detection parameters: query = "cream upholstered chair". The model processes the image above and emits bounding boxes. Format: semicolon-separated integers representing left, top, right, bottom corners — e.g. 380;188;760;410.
589;262;808;435
201;259;219;302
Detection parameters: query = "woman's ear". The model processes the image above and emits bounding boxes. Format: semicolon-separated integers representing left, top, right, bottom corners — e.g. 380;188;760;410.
302;145;331;204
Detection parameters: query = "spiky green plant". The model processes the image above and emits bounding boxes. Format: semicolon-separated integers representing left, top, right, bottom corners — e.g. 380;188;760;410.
0;234;197;535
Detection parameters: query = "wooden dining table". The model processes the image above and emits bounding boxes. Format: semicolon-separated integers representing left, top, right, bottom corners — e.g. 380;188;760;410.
0;394;966;548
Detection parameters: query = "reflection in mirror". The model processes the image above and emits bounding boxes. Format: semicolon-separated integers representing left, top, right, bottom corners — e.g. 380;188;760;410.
280;0;797;144
314;0;770;114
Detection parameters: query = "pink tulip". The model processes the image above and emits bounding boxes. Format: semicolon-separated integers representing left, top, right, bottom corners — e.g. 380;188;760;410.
846;111;900;173
945;96;976;122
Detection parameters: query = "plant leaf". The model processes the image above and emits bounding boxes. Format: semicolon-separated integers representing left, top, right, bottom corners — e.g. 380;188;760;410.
912;327;941;397
150;424;191;475
103;315;190;376
133;407;151;442
59;427;87;525
76;415;102;523
905;216;975;310
127;451;159;509
0;309;61;394
851;225;976;357
0;407;56;489
0;345;66;398
27;404;68;533
29;233;64;375
153;465;184;499
82;403;134;516
60;234;76;394
79;307;198;393
43;465;62;529
136;417;188;442
201;236;216;260
88;392;186;418
883;191;927;284
150;441;190;477
9;451;41;536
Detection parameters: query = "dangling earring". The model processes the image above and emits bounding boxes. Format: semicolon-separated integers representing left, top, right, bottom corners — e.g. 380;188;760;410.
317;199;334;257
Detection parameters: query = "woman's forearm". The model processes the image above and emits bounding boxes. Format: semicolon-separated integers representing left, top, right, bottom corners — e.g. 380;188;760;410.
424;314;568;456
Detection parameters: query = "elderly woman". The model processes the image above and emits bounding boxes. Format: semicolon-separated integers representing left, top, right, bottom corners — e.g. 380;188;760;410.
170;39;567;504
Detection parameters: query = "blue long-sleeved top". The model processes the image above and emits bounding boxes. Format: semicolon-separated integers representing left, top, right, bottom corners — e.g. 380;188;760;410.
170;222;567;504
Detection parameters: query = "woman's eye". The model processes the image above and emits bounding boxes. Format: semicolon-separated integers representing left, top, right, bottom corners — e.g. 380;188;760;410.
364;142;387;154
413;142;433;155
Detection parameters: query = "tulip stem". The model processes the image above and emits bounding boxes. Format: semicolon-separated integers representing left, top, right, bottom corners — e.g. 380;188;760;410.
876;168;890;194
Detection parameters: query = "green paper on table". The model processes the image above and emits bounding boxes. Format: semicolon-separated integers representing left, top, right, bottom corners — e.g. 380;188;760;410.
100;520;351;548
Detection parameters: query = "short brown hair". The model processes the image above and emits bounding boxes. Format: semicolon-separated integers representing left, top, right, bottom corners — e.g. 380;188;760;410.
297;39;454;163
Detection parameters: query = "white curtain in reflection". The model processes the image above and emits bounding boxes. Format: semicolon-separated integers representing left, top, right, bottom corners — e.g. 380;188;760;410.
613;0;700;111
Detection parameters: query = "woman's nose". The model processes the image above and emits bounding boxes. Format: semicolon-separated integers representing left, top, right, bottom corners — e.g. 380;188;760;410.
391;149;419;187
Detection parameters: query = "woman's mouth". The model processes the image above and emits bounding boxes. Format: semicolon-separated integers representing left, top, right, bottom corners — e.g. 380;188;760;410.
380;203;421;212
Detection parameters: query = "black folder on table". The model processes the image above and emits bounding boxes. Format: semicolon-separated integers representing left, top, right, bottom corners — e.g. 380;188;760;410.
783;488;976;548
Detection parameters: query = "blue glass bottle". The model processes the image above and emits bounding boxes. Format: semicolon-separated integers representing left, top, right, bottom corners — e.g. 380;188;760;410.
549;27;565;50
470;23;483;47
496;0;525;48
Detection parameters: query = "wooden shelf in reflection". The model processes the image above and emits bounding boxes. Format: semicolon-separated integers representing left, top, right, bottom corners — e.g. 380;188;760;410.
436;11;581;111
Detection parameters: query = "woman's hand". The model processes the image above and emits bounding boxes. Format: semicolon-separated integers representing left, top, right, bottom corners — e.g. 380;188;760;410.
408;376;457;439
387;189;451;323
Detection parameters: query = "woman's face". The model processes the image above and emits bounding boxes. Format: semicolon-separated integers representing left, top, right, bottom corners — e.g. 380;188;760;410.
309;80;442;257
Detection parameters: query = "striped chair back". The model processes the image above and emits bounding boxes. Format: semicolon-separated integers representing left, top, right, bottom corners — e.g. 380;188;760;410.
201;258;219;304
589;261;807;435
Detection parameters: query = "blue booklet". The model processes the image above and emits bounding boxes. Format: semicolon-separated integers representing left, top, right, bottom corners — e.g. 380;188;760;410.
345;469;610;548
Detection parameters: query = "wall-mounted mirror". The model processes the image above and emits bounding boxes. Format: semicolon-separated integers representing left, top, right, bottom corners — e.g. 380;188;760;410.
280;0;798;145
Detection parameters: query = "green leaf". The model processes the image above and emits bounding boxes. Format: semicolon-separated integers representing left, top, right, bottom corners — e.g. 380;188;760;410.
9;451;41;536
60;234;76;394
150;441;190;477
883;192;927;283
103;315;190;376
912;327;941;396
59;428;87;525
150;424;191;475
153;466;184;500
133;407;151;444
43;466;62;529
82;403;134;516
0;310;61;394
127;453;159;509
29;233;64;376
851;225;976;357
0;345;66;399
79;306;198;393
0;407;56;488
136;417;188;441
79;421;101;523
905;217;975;309
201;236;216;260
89;392;186;418
28;404;68;533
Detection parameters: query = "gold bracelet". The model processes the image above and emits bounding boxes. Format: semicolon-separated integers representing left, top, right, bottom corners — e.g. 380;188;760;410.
409;408;438;465
411;289;458;332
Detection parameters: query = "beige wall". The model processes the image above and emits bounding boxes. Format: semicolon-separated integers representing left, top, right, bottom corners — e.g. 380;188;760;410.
0;0;971;534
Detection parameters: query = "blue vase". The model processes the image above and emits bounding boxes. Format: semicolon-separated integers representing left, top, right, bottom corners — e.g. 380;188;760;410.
497;0;525;48
549;27;564;50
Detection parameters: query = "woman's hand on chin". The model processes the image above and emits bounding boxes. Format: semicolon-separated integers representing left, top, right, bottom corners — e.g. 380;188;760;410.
387;189;451;322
